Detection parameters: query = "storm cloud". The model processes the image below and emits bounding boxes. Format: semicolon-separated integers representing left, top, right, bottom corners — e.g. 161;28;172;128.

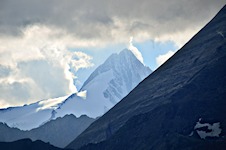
0;0;225;45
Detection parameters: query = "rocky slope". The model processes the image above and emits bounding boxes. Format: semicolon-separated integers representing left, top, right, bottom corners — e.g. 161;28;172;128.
67;5;226;150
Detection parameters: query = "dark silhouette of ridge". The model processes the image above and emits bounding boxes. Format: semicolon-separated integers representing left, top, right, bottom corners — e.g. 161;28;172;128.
67;5;226;150
0;114;94;148
0;138;70;150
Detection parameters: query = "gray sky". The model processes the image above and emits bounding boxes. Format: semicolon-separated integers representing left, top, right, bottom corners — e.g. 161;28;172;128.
0;0;225;108
0;0;225;45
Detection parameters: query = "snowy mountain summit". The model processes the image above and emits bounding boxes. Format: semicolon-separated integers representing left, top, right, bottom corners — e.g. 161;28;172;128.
82;49;151;105
54;49;151;118
0;49;151;130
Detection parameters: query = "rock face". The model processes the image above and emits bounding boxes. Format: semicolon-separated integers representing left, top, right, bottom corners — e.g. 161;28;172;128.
0;114;94;148
67;5;226;150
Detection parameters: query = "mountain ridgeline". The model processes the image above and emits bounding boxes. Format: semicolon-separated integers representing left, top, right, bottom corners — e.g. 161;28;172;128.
80;49;151;103
0;49;151;130
52;49;151;119
0;114;94;148
67;5;226;150
0;49;151;148
0;139;70;150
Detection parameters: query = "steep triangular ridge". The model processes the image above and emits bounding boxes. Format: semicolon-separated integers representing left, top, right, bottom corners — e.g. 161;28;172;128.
81;49;151;105
0;49;151;130
67;5;226;150
54;49;151;118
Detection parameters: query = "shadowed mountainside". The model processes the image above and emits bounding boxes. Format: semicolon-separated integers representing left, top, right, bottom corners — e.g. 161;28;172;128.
67;5;226;150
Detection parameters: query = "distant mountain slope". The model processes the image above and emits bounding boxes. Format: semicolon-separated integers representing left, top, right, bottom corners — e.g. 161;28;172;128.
52;49;151;119
0;139;68;150
0;114;94;148
0;95;70;130
0;49;151;130
67;5;226;150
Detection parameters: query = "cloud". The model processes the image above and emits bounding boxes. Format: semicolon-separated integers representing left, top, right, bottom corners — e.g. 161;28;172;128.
156;50;176;67
0;79;33;107
0;65;11;78
128;37;144;64
0;0;225;47
71;52;94;71
0;25;93;108
0;100;11;109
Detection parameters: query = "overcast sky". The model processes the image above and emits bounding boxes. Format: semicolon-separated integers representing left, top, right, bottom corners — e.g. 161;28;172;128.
0;0;225;108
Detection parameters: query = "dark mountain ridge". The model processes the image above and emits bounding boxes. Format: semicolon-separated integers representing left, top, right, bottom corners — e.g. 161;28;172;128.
0;114;94;148
67;5;226;150
0;138;69;150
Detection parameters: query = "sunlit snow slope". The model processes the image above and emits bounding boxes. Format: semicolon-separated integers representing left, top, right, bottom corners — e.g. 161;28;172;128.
54;49;151;118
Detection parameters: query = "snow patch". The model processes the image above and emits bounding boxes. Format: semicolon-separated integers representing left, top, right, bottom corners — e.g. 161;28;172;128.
189;131;194;136
54;70;115;118
76;90;87;99
217;31;225;39
37;95;69;111
194;118;222;139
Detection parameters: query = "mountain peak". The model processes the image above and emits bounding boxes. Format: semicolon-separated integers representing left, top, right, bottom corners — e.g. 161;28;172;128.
0;48;151;130
81;48;149;91
54;48;151;118
106;49;134;60
119;48;134;55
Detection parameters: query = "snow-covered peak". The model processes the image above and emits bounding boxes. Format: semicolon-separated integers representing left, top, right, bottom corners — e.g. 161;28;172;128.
81;49;149;91
0;48;151;130
54;49;152;118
